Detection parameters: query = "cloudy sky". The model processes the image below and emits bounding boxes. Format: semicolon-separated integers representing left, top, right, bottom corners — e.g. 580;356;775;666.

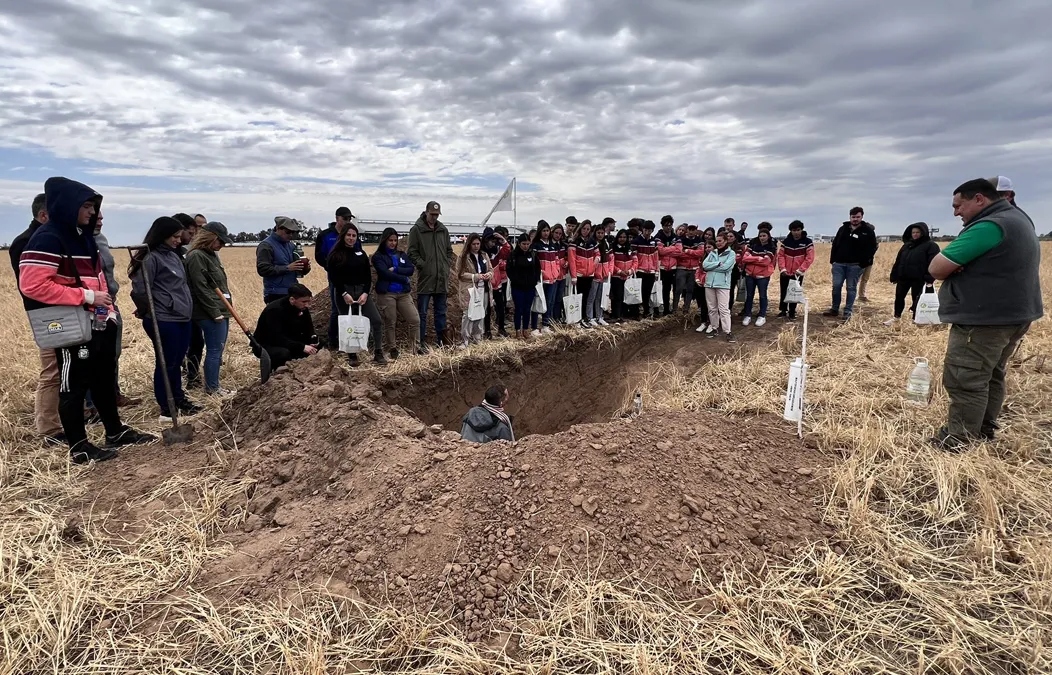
1;0;1049;245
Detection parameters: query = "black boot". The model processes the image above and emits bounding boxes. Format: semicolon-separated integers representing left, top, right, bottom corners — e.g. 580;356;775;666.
373;351;388;366
348;353;360;367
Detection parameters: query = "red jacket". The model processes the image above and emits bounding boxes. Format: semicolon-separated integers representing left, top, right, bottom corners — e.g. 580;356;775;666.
569;239;599;278
777;234;815;277
488;243;511;289
533;239;563;284
611;244;637;278
632;235;659;274
656;230;681;270
742;238;778;278
677;235;705;271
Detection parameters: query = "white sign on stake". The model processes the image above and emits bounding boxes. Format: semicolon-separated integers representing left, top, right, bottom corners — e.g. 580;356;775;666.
782;299;809;438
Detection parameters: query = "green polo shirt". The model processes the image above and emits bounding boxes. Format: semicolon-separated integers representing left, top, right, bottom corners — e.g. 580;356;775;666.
941;221;1004;266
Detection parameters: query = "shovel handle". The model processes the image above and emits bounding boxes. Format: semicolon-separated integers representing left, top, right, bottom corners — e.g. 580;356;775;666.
214;288;252;334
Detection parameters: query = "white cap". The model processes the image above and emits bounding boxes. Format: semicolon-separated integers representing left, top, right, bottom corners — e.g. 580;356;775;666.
988;175;1014;192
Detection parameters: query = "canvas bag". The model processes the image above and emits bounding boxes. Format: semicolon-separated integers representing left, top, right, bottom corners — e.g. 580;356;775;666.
785;279;805;304
466;285;486;321
338;305;371;353
531;281;547;314
650;277;663;307
735;279;747;303
564;284;583;324
623;275;643;305
914;285;941;325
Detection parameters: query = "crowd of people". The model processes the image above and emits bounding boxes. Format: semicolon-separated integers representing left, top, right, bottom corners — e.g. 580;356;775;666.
9;174;1041;461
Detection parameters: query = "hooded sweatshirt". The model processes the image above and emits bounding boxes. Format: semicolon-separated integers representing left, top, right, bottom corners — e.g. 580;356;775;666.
741;236;778;278
777;231;815;277
372;228;415;294
889;222;941;284
19;177;113;319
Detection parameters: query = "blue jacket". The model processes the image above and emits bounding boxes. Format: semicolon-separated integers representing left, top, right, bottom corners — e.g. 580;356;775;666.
314;223;340;269
256;233;299;297
372;246;415;294
702;248;737;289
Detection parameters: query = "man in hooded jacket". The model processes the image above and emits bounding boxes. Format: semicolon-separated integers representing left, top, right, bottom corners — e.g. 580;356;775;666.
19;177;156;463
886;222;940;324
460;384;514;443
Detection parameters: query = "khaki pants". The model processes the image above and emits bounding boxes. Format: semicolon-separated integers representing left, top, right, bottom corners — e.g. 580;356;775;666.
36;349;62;436
375;292;420;352
942;323;1030;440
858;265;873;299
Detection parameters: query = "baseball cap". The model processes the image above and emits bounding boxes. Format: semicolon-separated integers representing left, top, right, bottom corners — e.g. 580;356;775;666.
687;223;698;230
335;206;354;219
274;216;303;232
204;221;234;245
426;201;441;214
987;176;1014;192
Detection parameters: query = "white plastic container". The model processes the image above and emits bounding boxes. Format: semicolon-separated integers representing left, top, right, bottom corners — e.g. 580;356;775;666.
906;357;932;407
783;357;805;422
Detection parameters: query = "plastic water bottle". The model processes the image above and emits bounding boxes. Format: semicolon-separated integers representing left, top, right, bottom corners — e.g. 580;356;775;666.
92;305;108;331
633;392;643;417
906;357;931;406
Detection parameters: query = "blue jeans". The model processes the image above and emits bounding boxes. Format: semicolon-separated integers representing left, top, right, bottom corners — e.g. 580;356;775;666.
327;286;339;347
417;293;448;345
542;282;560;327
743;276;770;317
511;288;536;330
197;318;229;393
831;263;863;316
552;278;566;323
143;320;191;413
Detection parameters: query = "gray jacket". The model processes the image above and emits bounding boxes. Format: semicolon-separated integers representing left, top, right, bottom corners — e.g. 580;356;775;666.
95;232;119;296
460;406;514;443
130;245;194;322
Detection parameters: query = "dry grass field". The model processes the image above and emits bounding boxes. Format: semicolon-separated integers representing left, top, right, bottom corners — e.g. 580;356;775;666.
1;242;1050;673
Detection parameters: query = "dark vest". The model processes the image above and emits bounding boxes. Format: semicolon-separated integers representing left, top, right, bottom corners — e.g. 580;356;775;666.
261;233;297;297
939;200;1043;325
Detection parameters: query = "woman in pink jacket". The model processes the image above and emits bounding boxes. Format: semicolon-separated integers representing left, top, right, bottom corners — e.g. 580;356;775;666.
740;224;778;326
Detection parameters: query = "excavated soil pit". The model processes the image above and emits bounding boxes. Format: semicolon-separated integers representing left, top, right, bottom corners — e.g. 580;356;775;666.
81;323;837;639
381;323;685;437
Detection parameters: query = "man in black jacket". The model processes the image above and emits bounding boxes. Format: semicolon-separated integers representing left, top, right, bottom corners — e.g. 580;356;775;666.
824;206;878;320
253;284;319;370
10;193;65;445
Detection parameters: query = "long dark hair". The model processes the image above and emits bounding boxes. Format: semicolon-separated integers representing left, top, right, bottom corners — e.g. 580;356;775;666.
531;220;551;247
456;233;485;278
128;216;183;278
327;222;361;268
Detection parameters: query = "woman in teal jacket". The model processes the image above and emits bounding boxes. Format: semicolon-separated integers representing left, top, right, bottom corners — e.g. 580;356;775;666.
701;232;737;342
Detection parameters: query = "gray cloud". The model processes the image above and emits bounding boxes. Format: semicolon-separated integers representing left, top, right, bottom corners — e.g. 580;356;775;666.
0;0;1050;242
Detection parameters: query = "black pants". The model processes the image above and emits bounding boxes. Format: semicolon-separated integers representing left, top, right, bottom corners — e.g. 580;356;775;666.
261;345;306;370
340;297;384;354
694;283;708;319
729;267;741;311
659;270;675;314
487;285;508;335
894;280;925;318
56;323;124;449
576;277;594;316
778;273;805;316
609;277;627;320
632;273;656;319
185;321;204;385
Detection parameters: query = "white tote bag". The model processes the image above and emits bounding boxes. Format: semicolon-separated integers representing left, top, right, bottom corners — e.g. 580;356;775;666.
466;286;486;321
564;285;583;324
338;306;371;353
532;281;547;314
601;280;612;312
914;285;941;325
785;279;806;304
623;275;643;305
650;278;663;307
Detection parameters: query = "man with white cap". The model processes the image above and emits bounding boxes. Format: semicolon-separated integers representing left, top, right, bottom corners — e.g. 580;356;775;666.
987;176;1033;227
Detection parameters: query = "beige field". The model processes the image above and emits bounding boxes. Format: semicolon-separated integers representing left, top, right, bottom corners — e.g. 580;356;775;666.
1;242;1051;673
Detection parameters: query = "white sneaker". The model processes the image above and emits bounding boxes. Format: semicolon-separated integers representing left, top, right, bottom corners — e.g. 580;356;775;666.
695;323;708;333
883;318;898;326
597;318;609;326
208;388;236;398
755;317;766;327
531;329;542;337
742;316;752;326
704;325;717;335
541;327;553;334
159;414;173;423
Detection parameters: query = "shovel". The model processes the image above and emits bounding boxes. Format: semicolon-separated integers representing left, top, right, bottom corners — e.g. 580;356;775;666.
131;246;195;445
214;289;272;384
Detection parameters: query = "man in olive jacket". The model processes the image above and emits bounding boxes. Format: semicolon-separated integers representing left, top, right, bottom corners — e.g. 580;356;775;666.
407;200;454;351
